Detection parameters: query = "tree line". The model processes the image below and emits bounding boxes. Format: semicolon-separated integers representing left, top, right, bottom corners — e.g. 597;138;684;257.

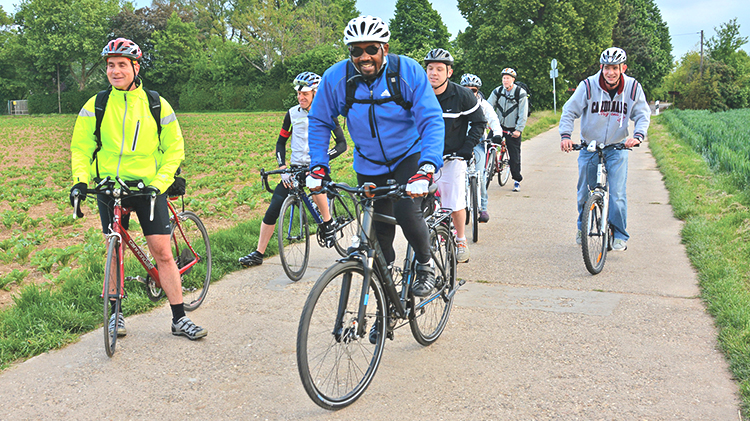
1;0;739;115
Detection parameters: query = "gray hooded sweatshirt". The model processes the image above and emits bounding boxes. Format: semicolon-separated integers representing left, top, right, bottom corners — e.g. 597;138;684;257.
559;70;650;145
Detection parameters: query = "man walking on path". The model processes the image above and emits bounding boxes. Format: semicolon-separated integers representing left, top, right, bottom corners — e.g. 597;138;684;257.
488;67;528;192
559;47;651;251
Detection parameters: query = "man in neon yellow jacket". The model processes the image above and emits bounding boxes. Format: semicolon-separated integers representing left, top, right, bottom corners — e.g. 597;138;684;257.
69;38;206;341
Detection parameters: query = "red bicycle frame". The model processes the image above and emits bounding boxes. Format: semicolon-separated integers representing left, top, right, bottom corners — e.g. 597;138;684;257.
102;198;201;299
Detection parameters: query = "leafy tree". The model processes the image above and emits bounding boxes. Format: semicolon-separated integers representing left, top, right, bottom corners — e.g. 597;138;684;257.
149;11;201;106
706;18;749;65
611;0;672;97
389;0;450;58
231;0;355;72
458;0;619;109
659;18;750;110
16;0;119;92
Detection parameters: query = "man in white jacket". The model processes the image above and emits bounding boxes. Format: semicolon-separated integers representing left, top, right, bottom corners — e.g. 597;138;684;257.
460;73;501;223
559;47;651;251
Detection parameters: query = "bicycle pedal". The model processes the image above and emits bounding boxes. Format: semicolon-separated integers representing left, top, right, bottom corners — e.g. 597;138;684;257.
126;275;147;285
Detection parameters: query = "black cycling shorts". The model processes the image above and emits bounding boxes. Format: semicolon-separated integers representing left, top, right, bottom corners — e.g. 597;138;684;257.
97;193;172;236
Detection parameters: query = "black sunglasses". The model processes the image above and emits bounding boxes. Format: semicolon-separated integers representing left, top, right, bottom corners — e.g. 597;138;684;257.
349;44;381;58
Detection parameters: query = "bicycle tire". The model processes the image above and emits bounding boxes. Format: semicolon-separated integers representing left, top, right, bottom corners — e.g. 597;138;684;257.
470;176;479;242
409;223;456;345
297;260;387;410
485;148;497;190
581;194;608;274
103;237;122;357
329;185;360;257
278;195;310;281
172;211;212;311
499;147;511;186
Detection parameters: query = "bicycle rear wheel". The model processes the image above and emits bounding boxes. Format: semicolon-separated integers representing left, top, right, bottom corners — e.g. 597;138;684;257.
329;185;360;257
278;195;310;281
171;211;212;311
297;261;387;410
581;194;608;274
103;237;122;357
498;147;511;186
410;223;456;345
470;176;479;243
485;148;497;189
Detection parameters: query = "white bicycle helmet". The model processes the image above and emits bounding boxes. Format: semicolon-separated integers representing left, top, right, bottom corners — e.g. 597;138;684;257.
501;67;517;78
343;15;390;45
600;47;627;65
293;72;321;92
424;48;454;66
460;74;482;88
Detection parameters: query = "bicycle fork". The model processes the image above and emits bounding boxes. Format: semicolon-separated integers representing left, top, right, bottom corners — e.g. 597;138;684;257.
594;162;610;236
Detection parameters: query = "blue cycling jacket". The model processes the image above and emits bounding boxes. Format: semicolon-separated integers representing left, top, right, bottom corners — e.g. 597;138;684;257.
308;55;445;176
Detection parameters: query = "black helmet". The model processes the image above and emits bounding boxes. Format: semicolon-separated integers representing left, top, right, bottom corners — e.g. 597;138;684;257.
424;48;454;66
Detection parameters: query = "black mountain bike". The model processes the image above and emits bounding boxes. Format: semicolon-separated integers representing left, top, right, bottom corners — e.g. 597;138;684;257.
296;181;462;410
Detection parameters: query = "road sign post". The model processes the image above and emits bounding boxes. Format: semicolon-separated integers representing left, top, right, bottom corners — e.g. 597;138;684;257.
550;59;558;115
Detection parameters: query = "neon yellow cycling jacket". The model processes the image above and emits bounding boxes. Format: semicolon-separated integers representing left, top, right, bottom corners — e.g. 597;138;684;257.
70;85;185;193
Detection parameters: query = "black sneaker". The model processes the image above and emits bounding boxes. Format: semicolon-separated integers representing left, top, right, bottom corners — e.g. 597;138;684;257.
411;263;436;297
238;251;263;267
171;316;207;340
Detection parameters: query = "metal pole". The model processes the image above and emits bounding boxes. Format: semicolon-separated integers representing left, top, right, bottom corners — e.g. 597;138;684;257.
553;76;557;115
700;30;704;77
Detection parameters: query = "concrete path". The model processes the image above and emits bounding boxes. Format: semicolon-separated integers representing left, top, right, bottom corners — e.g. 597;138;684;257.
0;126;740;420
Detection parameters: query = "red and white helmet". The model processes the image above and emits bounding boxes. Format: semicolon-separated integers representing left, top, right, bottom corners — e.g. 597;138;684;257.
343;15;391;45
102;38;142;61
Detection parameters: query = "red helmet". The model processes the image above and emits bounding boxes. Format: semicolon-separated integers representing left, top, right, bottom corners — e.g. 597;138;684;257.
102;38;142;61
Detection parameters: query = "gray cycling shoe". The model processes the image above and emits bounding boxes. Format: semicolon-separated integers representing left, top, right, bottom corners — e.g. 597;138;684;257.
171;316;207;340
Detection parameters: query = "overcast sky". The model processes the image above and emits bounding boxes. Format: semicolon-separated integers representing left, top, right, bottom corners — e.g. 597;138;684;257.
1;0;747;62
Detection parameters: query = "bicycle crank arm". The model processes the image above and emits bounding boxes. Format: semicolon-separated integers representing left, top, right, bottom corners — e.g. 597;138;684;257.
447;279;466;301
125;275;147;285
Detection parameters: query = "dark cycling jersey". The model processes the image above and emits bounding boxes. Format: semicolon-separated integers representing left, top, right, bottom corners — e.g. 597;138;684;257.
435;82;486;157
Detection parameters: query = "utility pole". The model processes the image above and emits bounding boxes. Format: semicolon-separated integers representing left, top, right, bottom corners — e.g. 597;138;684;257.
700;29;704;77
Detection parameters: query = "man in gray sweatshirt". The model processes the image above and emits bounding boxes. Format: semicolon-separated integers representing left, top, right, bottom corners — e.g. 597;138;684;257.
559;47;651;251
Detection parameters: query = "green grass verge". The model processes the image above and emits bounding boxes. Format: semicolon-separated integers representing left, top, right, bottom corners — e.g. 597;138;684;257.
523;110;562;139
649;112;750;416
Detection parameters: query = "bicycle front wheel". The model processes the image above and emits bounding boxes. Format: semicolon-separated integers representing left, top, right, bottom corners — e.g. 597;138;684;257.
470;176;479;243
581;194;608;275
103;237;122;357
485;148;497;190
172;211;212;311
278;195;310;281
410;223;456;345
297;261;387;410
499;147;511;186
329;185;360;257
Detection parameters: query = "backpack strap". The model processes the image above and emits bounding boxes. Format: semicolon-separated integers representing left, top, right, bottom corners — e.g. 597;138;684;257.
496;86;520;118
93;87;112;179
343;54;412;117
145;89;162;139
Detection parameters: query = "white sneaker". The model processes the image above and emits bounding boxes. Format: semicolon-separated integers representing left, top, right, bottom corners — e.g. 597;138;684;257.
612;239;627;251
512;181;520;192
576;229;582;245
456;239;470;263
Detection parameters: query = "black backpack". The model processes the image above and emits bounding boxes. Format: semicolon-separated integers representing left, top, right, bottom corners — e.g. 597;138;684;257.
93;86;162;178
492;81;531;117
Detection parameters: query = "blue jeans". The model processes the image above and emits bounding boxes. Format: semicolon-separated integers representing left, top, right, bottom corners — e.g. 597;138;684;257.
576;147;629;241
473;143;488;212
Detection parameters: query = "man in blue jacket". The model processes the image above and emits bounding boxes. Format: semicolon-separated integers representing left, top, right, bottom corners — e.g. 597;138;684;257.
306;15;445;297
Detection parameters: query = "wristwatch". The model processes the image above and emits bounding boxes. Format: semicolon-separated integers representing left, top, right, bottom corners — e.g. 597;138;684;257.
420;163;436;174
